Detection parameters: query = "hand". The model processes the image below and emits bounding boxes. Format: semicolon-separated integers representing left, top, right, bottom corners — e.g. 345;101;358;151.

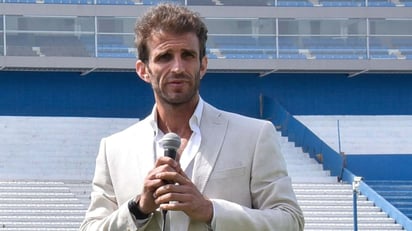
138;157;183;214
153;169;213;223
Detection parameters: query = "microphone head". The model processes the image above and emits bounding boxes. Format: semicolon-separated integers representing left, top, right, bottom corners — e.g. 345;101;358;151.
160;132;181;151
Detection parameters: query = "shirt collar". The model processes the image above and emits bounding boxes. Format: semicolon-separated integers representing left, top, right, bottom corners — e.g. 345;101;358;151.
149;97;204;136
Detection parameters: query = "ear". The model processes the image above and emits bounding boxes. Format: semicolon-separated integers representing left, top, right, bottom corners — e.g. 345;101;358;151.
136;60;150;83
199;56;208;79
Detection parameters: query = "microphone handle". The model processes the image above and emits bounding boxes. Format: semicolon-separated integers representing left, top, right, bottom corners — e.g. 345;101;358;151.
162;147;178;231
164;148;177;160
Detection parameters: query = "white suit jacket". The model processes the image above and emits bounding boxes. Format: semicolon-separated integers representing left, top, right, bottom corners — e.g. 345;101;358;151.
80;102;304;231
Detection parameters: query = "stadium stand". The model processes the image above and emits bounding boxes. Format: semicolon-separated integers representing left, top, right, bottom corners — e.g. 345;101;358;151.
210;36;277;59
295;115;412;155
5;34;91;57
294;114;412;228
261;96;412;230
277;0;313;6
368;0;396;6
206;34;412;60
1;0;412;230
97;35;136;58
319;0;365;6
366;180;412;220
6;35;38;56
0;115;405;230
401;0;412;6
3;0;407;6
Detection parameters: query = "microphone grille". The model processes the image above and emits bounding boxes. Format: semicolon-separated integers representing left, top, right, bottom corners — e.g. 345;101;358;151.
160;132;181;151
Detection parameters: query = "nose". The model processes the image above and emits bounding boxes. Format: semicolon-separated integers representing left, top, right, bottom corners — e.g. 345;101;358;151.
171;56;184;74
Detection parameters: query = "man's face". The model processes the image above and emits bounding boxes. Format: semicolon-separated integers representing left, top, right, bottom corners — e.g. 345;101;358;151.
140;31;207;106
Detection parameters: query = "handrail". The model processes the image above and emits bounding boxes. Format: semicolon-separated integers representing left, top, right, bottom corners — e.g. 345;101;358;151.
261;95;412;230
341;168;412;231
359;181;412;230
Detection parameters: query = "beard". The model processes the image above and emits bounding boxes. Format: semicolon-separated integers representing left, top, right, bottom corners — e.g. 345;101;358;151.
150;69;201;107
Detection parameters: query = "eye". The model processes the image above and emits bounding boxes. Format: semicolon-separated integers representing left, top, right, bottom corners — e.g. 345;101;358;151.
182;51;196;59
156;53;172;62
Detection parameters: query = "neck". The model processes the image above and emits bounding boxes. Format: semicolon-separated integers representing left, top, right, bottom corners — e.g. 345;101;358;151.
156;97;198;139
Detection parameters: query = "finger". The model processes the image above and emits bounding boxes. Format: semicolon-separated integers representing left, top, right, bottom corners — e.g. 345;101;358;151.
154;183;184;196
153;183;188;202
155;171;190;185
144;178;165;191
159;200;190;211
155;156;181;170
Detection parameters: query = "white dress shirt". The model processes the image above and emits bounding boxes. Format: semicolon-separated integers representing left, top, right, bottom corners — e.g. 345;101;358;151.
140;98;204;230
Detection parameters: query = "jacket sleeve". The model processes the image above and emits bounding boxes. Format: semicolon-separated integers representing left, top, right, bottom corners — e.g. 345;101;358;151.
79;138;155;231
210;121;305;231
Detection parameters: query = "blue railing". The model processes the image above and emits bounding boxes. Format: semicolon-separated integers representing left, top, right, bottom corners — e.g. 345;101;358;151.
261;96;412;230
342;168;412;231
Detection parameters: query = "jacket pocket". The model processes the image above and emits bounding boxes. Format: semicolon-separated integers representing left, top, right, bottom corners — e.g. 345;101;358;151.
210;166;246;180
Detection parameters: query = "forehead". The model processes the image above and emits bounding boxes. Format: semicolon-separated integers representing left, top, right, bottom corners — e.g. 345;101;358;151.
147;31;200;54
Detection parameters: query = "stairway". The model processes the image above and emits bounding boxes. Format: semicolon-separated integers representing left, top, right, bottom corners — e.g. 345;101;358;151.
0;181;87;230
280;135;404;231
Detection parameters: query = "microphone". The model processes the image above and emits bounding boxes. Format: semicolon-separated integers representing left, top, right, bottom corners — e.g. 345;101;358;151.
159;132;181;160
159;133;181;231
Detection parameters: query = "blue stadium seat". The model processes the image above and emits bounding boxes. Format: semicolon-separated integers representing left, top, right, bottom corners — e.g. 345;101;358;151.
277;0;313;6
367;0;396;6
367;180;412;220
187;0;216;5
319;0;366;6
278;53;306;59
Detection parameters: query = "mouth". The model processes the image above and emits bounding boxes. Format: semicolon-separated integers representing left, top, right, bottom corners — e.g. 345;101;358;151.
166;80;187;90
168;75;188;85
164;73;191;89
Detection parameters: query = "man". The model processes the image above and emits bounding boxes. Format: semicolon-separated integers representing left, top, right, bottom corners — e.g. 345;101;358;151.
80;3;304;231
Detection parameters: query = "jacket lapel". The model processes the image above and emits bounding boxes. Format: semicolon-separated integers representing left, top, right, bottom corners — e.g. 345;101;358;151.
192;103;228;193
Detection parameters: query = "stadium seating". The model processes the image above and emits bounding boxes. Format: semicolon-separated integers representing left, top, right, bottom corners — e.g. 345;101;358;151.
261;95;412;229
277;0;313;6
4;0;36;3
5;34;92;57
301;37;367;59
279;134;404;230
0;115;405;230
209;36;277;59
6;45;38;56
97;34;136;58
368;0;396;6
187;0;215;5
366;180;412;220
206;35;412;60
295;115;412;226
400;0;412;6
217;0;275;6
4;33;408;60
96;0;134;4
43;0;91;4
392;37;412;59
6;35;39;56
295;115;412;155
0;181;89;230
319;0;366;7
2;0;409;7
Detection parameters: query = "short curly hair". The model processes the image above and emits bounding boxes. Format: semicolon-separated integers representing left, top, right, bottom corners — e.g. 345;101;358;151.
134;3;208;63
